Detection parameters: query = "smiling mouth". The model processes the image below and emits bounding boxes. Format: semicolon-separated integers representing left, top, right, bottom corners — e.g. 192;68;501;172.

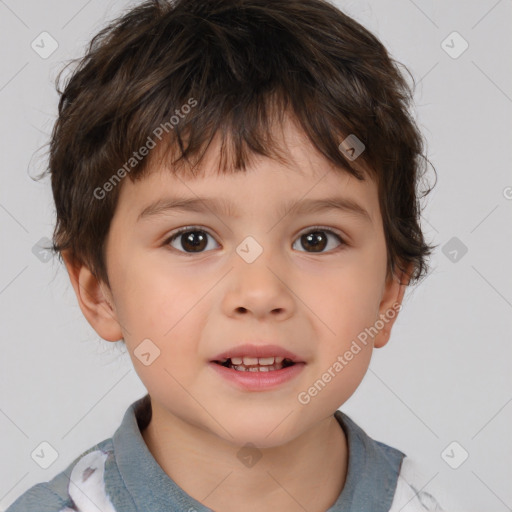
213;357;296;372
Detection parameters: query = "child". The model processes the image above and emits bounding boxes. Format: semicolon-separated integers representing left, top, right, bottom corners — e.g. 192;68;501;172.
6;0;448;510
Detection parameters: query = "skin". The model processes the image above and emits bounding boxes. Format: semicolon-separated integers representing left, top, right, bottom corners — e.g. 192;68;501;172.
63;115;410;512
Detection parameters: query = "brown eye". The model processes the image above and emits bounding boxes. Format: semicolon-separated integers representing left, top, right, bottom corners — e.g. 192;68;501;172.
165;226;345;255
293;229;345;253
166;227;219;254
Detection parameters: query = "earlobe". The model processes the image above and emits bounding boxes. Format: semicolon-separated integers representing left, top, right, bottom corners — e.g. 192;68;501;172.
373;264;411;349
62;250;123;342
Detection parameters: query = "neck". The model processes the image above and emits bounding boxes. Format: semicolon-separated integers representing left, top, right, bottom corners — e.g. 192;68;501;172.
142;403;348;512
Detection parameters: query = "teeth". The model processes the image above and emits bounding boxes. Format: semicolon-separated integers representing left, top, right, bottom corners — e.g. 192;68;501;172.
233;365;280;372
242;356;259;365
216;356;295;371
238;356;287;366
256;357;274;365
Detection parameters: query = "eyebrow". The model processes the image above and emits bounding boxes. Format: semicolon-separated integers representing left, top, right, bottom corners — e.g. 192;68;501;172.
137;195;372;223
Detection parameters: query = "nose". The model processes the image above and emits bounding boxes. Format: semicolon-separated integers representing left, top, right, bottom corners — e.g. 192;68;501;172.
222;242;295;320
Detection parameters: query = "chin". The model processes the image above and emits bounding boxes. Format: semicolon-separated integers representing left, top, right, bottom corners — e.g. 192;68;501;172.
216;416;302;450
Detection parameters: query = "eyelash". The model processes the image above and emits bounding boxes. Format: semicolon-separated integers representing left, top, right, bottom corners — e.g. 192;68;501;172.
163;225;347;256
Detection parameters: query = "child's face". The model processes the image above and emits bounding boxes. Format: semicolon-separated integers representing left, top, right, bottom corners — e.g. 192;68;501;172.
74;118;406;448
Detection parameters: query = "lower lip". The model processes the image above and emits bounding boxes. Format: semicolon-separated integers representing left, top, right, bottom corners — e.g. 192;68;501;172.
209;362;305;391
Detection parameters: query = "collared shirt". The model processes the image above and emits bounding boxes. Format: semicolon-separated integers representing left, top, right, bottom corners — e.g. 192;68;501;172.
5;394;445;512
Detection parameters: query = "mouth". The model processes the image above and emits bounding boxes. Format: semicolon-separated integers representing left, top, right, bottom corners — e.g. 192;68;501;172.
213;356;297;372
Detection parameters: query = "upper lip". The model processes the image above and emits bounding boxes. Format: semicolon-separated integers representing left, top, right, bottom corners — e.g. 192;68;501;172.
211;343;305;363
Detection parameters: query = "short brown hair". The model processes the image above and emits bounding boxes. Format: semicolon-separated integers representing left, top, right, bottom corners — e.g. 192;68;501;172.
39;0;437;289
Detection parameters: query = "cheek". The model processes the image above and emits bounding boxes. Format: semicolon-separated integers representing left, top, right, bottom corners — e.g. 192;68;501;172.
114;264;211;362
297;340;373;413
110;258;188;332
310;268;383;342
332;348;373;406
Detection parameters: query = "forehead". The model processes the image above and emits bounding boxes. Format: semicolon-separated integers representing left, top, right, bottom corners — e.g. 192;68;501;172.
117;118;379;223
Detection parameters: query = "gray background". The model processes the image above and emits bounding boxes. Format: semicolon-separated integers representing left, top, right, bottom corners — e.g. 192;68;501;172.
1;0;511;510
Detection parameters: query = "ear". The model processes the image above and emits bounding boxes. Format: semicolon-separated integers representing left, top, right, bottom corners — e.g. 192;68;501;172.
373;263;412;349
62;250;123;342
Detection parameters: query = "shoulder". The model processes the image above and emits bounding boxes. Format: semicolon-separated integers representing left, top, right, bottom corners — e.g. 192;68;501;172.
5;440;116;512
389;457;447;512
3;481;68;512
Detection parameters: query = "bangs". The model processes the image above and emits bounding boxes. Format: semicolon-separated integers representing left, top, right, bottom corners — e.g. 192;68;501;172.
136;90;369;182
